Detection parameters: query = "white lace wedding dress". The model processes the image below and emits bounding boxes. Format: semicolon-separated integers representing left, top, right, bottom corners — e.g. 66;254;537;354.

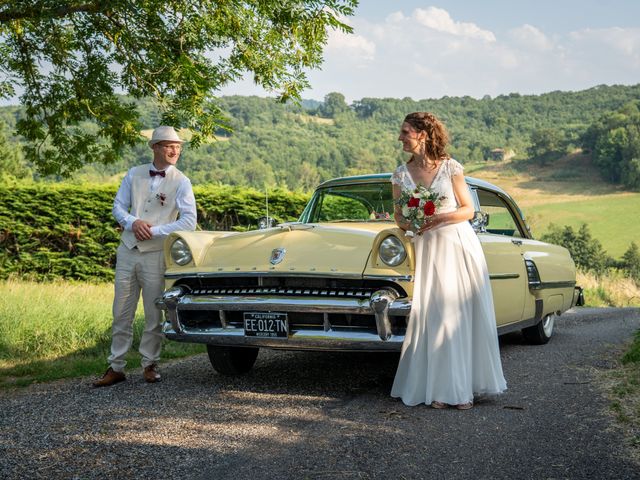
390;158;507;406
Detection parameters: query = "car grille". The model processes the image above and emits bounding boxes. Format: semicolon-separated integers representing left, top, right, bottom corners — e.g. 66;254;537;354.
188;286;374;299
172;276;408;335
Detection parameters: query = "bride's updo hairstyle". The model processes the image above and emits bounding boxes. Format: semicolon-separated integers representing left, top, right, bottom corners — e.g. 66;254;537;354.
404;112;450;160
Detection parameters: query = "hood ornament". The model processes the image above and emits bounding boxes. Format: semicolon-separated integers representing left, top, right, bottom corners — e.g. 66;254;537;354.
269;247;286;265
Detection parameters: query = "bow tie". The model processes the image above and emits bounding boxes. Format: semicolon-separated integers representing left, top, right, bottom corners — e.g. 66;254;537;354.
149;170;166;177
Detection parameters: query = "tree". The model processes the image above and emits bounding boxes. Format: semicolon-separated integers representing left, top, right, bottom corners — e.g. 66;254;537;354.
319;92;349;118
0;120;29;179
540;223;610;274
0;0;357;176
582;101;640;189
621;241;640;282
527;127;564;165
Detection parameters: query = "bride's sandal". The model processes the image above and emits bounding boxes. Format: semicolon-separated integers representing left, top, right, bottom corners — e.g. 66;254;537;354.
430;401;448;409
456;402;473;410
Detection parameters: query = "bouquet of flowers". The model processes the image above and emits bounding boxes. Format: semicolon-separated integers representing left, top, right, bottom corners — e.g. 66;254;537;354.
395;186;445;236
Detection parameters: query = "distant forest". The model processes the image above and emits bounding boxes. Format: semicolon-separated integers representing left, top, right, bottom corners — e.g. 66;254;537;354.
2;84;640;190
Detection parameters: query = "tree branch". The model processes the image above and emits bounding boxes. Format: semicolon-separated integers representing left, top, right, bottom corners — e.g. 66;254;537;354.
0;2;106;24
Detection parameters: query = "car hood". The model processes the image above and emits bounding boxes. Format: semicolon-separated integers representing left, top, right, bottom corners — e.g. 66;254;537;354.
201;223;394;276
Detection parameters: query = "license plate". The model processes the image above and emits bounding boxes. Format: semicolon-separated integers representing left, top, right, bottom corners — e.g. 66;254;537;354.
243;312;289;338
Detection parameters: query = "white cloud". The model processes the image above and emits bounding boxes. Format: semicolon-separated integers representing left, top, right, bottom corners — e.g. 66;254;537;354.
220;6;640;102
569;27;640;62
326;30;376;63
508;24;553;51
413;7;496;42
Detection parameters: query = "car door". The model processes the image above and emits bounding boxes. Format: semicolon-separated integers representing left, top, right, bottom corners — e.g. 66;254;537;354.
471;187;529;326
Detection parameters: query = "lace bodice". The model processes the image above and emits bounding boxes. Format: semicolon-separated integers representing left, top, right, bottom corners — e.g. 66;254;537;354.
391;158;464;213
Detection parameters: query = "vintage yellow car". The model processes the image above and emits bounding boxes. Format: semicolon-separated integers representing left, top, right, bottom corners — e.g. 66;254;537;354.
158;174;583;375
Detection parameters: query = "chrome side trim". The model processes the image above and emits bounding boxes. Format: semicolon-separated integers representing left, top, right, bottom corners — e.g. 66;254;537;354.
538;281;576;289
489;273;520;280
363;274;413;282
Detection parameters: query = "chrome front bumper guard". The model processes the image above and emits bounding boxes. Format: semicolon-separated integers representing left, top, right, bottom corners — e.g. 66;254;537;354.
156;286;411;349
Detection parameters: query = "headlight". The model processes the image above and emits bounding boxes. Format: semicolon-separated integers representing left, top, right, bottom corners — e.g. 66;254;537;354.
170;238;193;266
379;236;406;266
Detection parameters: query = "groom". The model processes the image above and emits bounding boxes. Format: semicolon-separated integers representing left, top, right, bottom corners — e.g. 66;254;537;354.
93;126;197;387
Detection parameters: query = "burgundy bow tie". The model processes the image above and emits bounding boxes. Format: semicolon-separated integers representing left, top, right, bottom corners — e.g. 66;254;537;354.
149;170;166;177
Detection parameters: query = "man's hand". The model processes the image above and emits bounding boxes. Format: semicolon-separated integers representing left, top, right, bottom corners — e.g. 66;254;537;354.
132;220;154;241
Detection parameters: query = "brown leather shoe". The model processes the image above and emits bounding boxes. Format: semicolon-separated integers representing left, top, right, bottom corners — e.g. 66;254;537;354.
143;364;161;383
93;367;126;388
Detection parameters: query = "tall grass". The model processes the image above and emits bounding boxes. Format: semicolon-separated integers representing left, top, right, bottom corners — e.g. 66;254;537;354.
0;279;203;387
578;270;640;307
1;272;638;388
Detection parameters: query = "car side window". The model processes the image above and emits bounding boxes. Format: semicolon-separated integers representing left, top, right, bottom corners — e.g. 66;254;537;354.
476;189;524;238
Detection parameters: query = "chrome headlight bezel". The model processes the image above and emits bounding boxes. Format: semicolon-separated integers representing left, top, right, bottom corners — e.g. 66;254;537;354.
170;238;193;266
379;235;407;267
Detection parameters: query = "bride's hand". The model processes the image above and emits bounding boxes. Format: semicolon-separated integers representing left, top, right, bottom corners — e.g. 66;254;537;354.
418;214;443;234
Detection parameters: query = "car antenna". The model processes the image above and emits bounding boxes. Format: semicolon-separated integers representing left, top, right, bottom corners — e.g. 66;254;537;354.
265;185;269;226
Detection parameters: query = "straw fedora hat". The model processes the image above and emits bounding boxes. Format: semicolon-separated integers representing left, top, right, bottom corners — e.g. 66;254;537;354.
148;126;184;148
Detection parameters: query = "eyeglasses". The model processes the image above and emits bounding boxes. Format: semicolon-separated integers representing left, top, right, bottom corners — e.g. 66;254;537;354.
157;144;182;151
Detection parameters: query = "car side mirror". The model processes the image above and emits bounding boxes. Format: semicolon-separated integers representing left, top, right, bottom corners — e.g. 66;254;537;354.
257;216;277;229
471;211;489;233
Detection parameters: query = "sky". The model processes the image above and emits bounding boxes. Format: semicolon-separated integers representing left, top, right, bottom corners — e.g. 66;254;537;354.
220;0;640;102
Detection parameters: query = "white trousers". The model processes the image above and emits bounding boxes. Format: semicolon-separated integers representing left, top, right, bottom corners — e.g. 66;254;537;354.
108;243;165;372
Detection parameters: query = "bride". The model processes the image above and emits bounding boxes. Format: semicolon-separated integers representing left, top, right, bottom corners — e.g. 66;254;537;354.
390;112;507;410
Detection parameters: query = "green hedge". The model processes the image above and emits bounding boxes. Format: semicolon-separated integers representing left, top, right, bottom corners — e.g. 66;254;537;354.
0;184;309;281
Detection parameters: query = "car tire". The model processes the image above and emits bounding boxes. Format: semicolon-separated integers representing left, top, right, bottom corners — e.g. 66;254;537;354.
206;345;259;375
522;313;555;345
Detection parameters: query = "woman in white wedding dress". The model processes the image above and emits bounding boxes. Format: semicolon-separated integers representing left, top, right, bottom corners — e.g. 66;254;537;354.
390;112;507;409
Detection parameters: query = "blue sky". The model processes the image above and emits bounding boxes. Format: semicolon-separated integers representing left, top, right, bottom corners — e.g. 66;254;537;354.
221;1;640;101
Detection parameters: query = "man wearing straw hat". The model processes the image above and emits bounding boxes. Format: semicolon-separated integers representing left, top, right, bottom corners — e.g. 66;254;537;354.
94;126;197;387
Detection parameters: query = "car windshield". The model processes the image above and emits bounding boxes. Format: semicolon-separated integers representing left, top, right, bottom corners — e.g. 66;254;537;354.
302;182;395;223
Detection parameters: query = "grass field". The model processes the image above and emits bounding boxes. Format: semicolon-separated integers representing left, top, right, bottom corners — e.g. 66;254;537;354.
0;280;204;388
470;153;640;258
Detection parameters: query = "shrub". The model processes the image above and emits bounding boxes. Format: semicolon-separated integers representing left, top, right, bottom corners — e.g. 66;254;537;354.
0;183;309;281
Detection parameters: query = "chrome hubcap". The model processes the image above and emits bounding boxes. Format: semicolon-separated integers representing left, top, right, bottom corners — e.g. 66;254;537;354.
542;314;555;337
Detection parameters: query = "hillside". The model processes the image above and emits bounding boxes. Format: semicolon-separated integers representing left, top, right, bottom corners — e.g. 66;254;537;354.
2;84;640;257
469;151;639;257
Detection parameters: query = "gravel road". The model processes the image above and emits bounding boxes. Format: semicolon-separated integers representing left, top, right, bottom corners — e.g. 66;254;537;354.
1;307;639;480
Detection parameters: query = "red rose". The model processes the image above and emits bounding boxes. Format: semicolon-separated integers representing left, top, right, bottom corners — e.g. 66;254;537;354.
423;200;436;216
407;197;420;208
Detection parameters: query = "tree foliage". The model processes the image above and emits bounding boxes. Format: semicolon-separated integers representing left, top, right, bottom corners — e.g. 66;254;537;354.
527;127;565;165
582;101;640;189
540;223;611;274
3;83;640;189
0;0;357;176
621;241;640;282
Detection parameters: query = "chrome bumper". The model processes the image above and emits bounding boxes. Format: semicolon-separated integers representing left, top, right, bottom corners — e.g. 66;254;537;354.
156;286;411;351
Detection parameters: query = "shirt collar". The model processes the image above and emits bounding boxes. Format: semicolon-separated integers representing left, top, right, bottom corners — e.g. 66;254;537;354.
149;163;174;175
